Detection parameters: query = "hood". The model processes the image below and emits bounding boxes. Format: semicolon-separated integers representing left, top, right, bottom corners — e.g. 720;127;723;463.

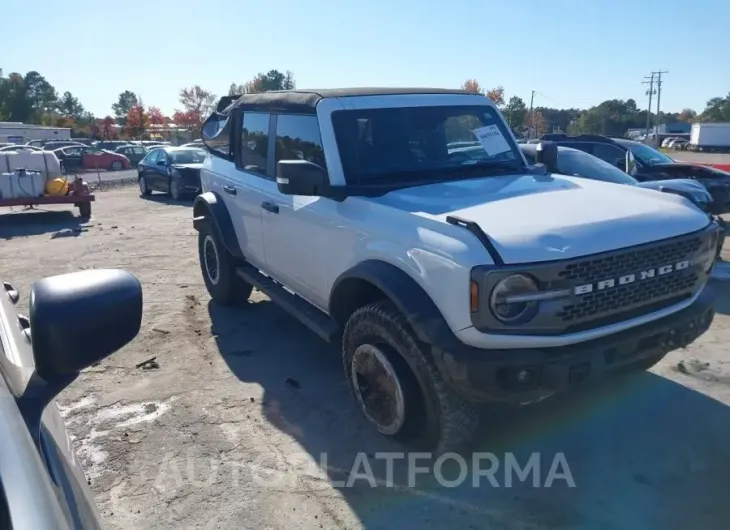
171;163;203;170
368;174;711;264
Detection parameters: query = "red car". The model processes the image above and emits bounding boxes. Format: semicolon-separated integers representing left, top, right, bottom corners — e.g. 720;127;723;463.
54;146;131;172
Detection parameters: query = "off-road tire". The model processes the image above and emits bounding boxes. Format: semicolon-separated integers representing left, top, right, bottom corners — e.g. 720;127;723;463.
343;301;479;454
198;221;252;306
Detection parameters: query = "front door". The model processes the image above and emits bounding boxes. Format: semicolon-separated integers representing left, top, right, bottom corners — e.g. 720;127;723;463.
259;114;330;309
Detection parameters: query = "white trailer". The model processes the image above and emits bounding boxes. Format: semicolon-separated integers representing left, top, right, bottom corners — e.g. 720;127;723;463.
689;122;730;152
0;122;71;145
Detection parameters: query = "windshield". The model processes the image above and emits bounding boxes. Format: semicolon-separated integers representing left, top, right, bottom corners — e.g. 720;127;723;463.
558;149;638;185
169;149;206;164
628;142;674;165
331;105;523;184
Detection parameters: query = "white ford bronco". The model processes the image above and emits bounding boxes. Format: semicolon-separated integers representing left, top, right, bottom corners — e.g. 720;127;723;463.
194;88;719;452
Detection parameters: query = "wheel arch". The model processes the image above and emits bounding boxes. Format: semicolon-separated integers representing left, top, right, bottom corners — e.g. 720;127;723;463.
329;260;456;347
192;192;243;259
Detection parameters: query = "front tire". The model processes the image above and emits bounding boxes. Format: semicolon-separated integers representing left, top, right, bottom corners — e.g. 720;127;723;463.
342;301;479;454
169;177;183;201
198;222;252;306
139;175;151;196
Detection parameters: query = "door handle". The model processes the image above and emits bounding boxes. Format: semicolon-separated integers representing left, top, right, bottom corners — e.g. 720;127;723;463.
223;185;237;195
261;201;279;214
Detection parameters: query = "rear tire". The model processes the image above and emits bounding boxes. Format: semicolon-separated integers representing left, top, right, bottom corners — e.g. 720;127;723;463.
342;301;479;454
198;221;252;306
110;160;123;171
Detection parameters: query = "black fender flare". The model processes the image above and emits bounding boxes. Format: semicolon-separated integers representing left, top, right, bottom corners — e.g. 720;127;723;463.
329;260;460;349
192;192;243;259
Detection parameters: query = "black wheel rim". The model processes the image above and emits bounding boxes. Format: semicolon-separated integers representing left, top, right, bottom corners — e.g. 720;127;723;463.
203;235;220;285
351;344;406;435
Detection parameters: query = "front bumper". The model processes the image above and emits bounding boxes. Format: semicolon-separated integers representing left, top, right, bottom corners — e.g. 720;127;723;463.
433;286;715;403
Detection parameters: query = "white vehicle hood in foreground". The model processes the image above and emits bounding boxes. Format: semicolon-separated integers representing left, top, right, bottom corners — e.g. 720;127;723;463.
370;174;711;264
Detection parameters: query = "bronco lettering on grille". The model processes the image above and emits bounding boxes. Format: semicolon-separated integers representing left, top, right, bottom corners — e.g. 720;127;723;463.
573;260;690;295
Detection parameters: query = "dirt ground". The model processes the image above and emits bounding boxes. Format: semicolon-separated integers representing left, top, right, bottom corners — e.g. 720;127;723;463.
3;186;730;530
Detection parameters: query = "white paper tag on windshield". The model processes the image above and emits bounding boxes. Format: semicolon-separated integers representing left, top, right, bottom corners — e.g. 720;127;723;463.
472;125;511;156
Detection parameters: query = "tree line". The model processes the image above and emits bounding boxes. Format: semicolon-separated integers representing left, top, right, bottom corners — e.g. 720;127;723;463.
462;79;729;137
1;67;729;141
0;69;296;140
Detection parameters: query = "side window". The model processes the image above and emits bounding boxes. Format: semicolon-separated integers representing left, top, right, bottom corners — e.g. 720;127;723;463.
591;143;625;164
134;147;146;155
240;112;270;176
274;115;326;169
145;150;160;164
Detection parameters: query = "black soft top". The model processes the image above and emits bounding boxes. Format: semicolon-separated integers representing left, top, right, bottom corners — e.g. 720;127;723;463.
217;87;476;114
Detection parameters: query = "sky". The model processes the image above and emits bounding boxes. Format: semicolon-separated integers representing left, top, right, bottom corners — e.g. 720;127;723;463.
3;0;728;118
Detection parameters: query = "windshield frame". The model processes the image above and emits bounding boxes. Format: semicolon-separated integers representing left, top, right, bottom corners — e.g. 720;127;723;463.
329;103;525;186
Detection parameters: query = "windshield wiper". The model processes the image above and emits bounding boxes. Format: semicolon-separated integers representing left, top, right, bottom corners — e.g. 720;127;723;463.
440;161;524;176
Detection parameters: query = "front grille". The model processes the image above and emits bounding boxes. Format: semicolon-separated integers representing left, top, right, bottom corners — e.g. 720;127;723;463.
470;225;716;336
555;233;708;329
557;235;703;283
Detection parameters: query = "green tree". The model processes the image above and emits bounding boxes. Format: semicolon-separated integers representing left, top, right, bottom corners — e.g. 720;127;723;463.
699;94;730;122
112;90;139;124
240;70;296;94
504;96;527;128
58;91;85;120
23;71;58;121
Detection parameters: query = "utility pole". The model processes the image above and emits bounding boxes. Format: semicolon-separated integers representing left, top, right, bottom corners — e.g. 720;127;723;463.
642;73;655;139
654;70;668;135
528;90;535;138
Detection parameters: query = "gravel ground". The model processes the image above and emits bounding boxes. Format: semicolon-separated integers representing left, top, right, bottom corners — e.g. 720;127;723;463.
2;186;730;530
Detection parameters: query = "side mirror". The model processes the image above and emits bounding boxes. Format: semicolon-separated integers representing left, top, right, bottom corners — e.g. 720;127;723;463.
276;160;329;196
156;159;166;166
535;141;558;171
30;269;143;381
625;150;637;174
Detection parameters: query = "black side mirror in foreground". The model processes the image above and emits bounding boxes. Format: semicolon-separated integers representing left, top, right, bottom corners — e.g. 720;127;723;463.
29;269;143;381
535;141;559;171
277;159;329;196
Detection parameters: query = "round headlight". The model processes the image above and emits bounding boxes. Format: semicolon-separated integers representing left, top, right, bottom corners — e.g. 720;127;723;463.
489;274;540;324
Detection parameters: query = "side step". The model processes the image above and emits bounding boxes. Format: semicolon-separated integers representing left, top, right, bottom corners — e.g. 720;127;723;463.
236;264;339;343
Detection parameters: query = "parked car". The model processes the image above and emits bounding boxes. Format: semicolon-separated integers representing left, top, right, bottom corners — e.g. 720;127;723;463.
671;139;689;150
193;88;719;452
93;140;132;151
519;142;725;256
54;146;131;172
115;144;149;166
541;134;730;214
0;144;44;152
0;269;142;529
40;140;87;151
137;146;206;200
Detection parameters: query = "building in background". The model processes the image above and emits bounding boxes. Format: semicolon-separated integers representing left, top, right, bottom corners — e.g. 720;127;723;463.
0;122;71;144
